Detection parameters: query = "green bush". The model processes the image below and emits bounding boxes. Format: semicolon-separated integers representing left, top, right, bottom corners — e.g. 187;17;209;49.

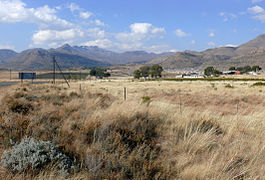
252;82;265;87
225;84;234;88
142;96;151;103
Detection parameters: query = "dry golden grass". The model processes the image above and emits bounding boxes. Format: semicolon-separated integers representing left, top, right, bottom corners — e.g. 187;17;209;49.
0;79;264;179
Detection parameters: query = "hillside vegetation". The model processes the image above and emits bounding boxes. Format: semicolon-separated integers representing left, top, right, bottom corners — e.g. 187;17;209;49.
0;80;264;179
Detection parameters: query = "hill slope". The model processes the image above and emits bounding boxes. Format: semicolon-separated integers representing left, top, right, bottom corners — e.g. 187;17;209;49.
6;48;108;70
148;34;265;70
55;44;175;64
0;49;18;64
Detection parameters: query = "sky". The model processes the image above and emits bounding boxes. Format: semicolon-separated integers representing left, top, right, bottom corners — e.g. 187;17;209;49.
0;0;265;53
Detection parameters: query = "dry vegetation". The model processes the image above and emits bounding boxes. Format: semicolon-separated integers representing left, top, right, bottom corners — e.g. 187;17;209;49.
0;79;264;179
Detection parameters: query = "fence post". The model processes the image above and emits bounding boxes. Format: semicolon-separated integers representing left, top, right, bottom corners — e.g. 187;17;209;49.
53;56;55;84
178;90;182;115
21;72;23;86
236;99;239;121
124;87;127;101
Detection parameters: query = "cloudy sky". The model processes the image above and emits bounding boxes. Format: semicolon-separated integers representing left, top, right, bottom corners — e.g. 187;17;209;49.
0;0;265;53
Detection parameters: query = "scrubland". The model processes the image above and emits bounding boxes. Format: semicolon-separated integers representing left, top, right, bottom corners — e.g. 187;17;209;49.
0;79;264;179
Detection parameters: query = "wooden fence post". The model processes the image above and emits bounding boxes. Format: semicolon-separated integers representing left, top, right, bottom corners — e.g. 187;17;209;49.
178;90;182;115
124;87;127;101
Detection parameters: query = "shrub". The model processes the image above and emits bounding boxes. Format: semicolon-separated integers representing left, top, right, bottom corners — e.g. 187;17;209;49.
225;83;234;88
251;82;265;87
142;96;151;103
6;97;34;115
0;137;75;176
85;112;164;179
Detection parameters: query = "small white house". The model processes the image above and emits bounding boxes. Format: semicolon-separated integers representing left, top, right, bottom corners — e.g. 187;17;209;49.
176;73;204;78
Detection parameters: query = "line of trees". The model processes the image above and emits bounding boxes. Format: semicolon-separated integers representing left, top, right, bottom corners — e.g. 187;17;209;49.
228;65;262;73
133;65;163;79
204;66;222;76
89;68;111;79
204;65;262;76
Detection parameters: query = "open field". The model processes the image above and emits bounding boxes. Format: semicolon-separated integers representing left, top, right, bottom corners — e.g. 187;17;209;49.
0;79;264;179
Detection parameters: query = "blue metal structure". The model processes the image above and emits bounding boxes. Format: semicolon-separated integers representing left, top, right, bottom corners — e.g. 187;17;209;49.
19;72;36;79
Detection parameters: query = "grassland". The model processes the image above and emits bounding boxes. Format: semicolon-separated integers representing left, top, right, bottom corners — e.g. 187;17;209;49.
0;79;264;179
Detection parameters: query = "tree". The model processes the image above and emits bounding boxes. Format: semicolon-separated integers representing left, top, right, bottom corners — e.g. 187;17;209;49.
133;65;163;79
212;69;222;76
237;66;251;73
89;69;97;76
150;65;163;78
229;66;236;71
104;72;111;78
204;66;215;76
90;68;110;79
251;65;262;72
133;70;141;79
139;66;150;78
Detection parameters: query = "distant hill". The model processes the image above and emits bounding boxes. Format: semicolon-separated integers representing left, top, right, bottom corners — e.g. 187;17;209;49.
55;44;175;64
2;34;265;70
148;34;265;70
0;49;18;64
6;48;108;70
0;44;174;70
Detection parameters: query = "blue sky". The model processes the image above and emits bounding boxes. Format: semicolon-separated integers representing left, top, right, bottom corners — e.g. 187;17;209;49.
0;0;265;53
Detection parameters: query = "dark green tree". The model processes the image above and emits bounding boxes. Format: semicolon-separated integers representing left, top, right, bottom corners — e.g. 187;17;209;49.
139;66;150;78
229;66;236;71
212;69;222;76
104;72;111;78
90;68;110;79
150;65;163;78
237;66;251;73
251;65;262;72
133;70;141;79
204;66;215;76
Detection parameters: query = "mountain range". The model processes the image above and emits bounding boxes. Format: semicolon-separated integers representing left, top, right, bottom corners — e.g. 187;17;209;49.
148;34;265;70
1;34;265;70
0;45;174;70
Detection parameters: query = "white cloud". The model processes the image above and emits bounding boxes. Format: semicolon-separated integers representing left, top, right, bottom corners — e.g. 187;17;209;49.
253;14;265;22
68;2;93;19
191;40;196;45
68;3;81;13
248;5;265;22
130;23;165;35
82;39;114;49
174;29;191;37
252;0;263;3
0;44;14;49
219;12;237;22
248;5;265;14
86;28;105;39
32;28;84;47
116;23;165;42
0;0;72;29
90;19;105;26
80;11;93;19
208;42;216;47
209;32;215;37
225;44;238;47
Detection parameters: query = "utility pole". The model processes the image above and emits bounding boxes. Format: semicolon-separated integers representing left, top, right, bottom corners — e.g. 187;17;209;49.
9;69;11;80
54;59;70;88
